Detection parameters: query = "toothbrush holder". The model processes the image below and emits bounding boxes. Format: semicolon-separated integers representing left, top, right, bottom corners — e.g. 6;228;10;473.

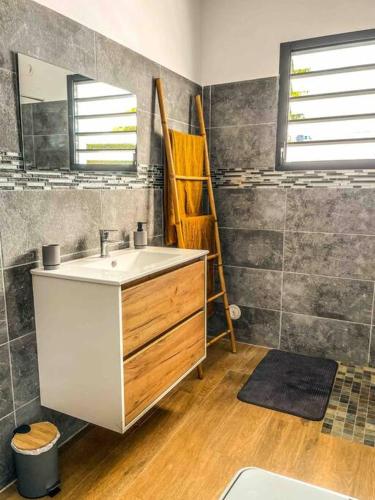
42;244;61;270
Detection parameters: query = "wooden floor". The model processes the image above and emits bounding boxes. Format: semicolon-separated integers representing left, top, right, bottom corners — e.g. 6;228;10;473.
3;343;375;500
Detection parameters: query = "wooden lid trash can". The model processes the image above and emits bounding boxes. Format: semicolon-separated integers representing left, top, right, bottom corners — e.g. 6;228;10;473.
11;422;61;498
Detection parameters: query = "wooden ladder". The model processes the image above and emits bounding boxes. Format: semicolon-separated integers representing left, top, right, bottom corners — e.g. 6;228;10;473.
156;78;237;378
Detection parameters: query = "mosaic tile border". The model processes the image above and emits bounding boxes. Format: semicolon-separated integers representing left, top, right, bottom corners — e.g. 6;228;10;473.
212;167;375;189
2;150;375;190
0;152;163;190
322;363;375;447
0;151;23;169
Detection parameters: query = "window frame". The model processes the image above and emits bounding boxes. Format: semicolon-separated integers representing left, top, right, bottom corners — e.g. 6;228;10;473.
276;29;375;171
67;74;137;173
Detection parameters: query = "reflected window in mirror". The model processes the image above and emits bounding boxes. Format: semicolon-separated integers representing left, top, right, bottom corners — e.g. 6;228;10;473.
17;53;137;173
68;76;137;171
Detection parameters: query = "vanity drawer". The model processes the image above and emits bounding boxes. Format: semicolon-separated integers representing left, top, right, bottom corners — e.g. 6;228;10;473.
124;311;205;424
122;260;205;355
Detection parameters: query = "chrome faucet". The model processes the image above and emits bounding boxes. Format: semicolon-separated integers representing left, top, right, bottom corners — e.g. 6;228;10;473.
99;229;121;257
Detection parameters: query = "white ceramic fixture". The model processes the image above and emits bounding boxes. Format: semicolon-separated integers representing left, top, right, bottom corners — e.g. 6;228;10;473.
32;246;207;285
220;468;355;500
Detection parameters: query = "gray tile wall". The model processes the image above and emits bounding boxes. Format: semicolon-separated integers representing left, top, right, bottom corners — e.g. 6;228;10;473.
213;188;375;368
205;77;375;366
208;78;277;173
0;0;201;490
0;189;165;490
203;78;375;188
0;0;201;183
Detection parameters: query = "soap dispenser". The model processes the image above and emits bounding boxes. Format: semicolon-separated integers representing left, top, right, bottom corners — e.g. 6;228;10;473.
134;222;147;248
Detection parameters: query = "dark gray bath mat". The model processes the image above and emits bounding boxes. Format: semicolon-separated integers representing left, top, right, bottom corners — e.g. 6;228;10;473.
238;349;338;421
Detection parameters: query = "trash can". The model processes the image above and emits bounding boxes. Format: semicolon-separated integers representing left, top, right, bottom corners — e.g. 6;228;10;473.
11;422;61;498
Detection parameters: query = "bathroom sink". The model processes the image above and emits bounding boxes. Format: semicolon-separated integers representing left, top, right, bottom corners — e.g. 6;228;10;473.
31;246;208;286
81;249;175;272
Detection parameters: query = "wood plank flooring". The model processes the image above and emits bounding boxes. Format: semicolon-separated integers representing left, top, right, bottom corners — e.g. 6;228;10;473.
2;344;375;499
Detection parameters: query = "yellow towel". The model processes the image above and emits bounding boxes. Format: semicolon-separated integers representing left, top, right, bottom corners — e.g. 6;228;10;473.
165;129;206;245
180;216;215;254
165;129;216;310
181;216;216;311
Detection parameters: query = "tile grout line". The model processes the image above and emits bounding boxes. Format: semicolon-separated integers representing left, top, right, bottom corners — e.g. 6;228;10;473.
8;330;35;344
209;85;212;131
286;228;375;238
224;300;373;328
219;226;375;239
3;246;102;270
222;263;375;284
281;310;372;328
30;94;36;169
279;191;288;348
0;410;16;424
208;86;212;155
137;105;199;130
14;395;39;413
367;282;375;365
0;479;16;495
238;305;281;314
0;232;17;424
207;121;276;130
2;232;165;272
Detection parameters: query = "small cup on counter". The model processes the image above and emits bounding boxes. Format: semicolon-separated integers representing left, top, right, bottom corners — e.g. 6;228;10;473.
42;244;61;270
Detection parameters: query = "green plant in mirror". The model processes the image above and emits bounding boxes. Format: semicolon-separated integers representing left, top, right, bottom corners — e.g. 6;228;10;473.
290;89;309;97
291;60;311;74
289;112;305;120
112;125;137;132
87;143;136;150
87;160;134;165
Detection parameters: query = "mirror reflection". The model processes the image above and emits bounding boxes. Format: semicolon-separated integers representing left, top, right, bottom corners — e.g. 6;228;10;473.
17;53;137;172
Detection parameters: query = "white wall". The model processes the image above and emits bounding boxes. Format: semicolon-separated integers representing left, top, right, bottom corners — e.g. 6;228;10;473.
34;0;375;86
201;0;375;85
34;0;202;83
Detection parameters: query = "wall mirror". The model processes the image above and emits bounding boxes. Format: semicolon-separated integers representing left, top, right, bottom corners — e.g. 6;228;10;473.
17;53;137;173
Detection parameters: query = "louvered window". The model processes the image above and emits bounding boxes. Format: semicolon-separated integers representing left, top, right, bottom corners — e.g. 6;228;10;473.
276;30;375;170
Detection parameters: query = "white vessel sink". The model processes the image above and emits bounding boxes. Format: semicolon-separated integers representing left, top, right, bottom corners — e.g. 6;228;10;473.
31;246;208;286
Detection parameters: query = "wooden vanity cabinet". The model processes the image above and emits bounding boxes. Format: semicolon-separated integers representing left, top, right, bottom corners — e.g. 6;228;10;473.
122;260;205;355
33;257;207;433
122;260;206;423
124;311;205;423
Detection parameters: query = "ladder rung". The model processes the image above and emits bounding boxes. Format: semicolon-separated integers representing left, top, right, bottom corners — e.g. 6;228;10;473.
207;330;231;347
207;253;219;261
175;175;208;181
207;291;225;303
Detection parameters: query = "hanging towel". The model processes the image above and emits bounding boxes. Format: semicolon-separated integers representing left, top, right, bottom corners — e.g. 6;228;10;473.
165;129;205;244
181;215;216;311
165;129;215;250
180;216;215;255
165;129;216;309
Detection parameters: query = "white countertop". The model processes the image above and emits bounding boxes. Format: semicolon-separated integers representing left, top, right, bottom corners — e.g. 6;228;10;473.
31;246;208;286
